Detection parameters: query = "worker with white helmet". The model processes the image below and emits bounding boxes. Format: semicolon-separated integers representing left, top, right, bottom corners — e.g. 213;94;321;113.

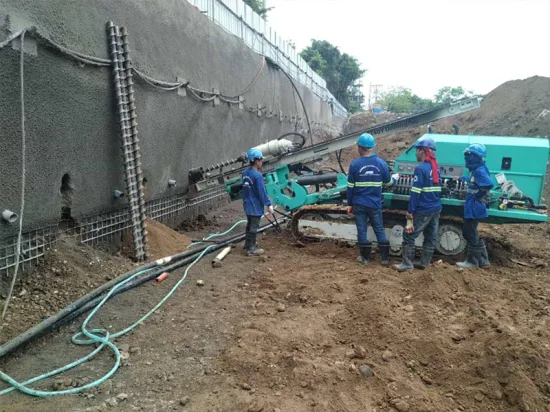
347;133;398;265
395;137;442;272
242;148;274;256
456;143;494;268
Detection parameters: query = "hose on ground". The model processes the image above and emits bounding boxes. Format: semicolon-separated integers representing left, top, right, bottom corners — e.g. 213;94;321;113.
0;219;284;396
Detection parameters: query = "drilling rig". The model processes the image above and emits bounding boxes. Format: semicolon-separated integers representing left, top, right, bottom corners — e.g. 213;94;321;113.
188;97;549;256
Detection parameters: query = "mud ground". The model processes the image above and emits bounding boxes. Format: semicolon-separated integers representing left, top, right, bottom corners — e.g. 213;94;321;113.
2;200;550;412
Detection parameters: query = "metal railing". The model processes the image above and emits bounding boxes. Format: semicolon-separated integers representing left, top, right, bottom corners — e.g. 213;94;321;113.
185;0;348;118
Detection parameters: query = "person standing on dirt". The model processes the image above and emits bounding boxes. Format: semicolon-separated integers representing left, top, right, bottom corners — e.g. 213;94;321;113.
347;133;399;265
456;143;493;268
242;148;274;256
395;137;441;272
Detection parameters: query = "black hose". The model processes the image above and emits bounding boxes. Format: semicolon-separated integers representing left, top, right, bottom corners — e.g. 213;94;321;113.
266;57;313;147
0;220;284;357
278;132;307;148
337;150;347;175
0;239;231;358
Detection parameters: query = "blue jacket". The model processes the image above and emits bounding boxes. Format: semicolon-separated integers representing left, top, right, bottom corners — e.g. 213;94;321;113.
409;162;442;214
347;154;393;209
461;164;494;220
242;167;272;216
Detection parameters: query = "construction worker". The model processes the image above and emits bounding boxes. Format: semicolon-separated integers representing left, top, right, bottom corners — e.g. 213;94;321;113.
242;148;274;256
456;143;493;268
347;133;398;265
395;137;441;272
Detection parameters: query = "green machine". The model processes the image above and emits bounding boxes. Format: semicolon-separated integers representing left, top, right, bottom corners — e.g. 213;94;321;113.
188;98;548;256
388;134;549;223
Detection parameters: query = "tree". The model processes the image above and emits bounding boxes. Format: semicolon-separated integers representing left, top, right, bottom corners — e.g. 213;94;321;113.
434;86;474;105
378;87;435;114
300;40;366;113
243;0;273;17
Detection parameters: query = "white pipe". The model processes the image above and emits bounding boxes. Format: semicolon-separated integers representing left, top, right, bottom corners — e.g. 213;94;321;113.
211;246;231;267
214;246;231;261
2;210;18;223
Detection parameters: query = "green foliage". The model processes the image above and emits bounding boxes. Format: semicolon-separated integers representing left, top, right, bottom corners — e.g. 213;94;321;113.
378;85;475;114
300;40;366;113
379;87;435;114
434;86;474;104
243;0;272;17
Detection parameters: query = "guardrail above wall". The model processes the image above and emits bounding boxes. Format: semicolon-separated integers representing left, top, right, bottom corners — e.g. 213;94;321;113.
185;0;348;118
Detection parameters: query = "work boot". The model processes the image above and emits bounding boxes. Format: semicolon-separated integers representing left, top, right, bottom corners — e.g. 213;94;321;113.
456;246;479;268
478;240;491;268
356;242;372;265
394;244;415;272
414;246;435;270
379;241;390;265
247;246;264;256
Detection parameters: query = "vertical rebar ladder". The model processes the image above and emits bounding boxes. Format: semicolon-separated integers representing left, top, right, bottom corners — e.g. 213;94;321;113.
107;22;148;261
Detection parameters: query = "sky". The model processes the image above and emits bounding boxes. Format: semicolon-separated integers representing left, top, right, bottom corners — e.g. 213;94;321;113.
265;0;550;102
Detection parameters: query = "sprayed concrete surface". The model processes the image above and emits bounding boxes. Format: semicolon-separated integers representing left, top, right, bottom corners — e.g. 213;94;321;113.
0;0;342;239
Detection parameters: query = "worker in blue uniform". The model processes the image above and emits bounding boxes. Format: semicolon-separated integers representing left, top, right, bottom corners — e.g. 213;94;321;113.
242;148;274;256
347;133;399;265
456;143;494;268
395;137;442;272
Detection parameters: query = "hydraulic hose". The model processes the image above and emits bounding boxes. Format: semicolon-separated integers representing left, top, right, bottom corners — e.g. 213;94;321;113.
0;219;285;358
0;219;285;396
266;57;313;147
278;132;307;149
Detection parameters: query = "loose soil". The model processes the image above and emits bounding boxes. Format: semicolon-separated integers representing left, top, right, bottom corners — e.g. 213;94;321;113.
122;219;192;261
1;77;550;412
2;201;550;412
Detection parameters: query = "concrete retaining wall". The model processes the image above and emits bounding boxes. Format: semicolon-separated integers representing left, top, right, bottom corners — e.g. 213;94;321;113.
0;0;344;239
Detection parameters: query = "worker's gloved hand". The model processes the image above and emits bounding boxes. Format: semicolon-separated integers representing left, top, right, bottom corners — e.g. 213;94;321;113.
347;206;353;216
267;205;274;214
391;173;400;181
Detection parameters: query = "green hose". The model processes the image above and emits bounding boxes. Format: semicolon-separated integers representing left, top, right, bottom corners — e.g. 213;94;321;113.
1;242;217;396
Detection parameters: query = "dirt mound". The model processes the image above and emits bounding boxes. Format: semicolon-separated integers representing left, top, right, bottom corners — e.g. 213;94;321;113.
457;76;550;137
123;219;192;260
341;76;550;163
0;236;133;344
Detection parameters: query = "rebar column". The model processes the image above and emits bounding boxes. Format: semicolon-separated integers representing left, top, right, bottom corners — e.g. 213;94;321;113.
107;22;148;261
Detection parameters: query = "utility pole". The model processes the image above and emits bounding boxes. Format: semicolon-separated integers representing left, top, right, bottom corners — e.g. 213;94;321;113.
368;83;383;111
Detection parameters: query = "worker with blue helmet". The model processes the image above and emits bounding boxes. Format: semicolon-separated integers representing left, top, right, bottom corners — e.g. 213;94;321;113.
242;148;274;256
347;133;399;265
395;136;442;272
456;143;494;268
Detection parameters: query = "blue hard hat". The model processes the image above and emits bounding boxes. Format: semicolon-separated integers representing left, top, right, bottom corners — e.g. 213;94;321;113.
247;148;264;162
464;143;486;159
357;133;375;148
415;137;436;151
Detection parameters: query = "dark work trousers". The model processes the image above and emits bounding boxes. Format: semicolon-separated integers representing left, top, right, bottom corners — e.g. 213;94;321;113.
245;215;262;250
462;218;479;248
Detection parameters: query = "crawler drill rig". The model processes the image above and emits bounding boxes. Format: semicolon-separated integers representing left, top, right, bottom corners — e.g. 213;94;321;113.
188;97;548;256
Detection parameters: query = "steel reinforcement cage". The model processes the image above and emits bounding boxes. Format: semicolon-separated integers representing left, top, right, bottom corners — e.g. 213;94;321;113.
0;188;228;280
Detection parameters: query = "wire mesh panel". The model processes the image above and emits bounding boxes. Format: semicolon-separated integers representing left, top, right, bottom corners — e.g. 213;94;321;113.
0;188;229;281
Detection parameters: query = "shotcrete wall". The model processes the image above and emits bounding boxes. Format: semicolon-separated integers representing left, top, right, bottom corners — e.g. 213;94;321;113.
0;0;343;240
